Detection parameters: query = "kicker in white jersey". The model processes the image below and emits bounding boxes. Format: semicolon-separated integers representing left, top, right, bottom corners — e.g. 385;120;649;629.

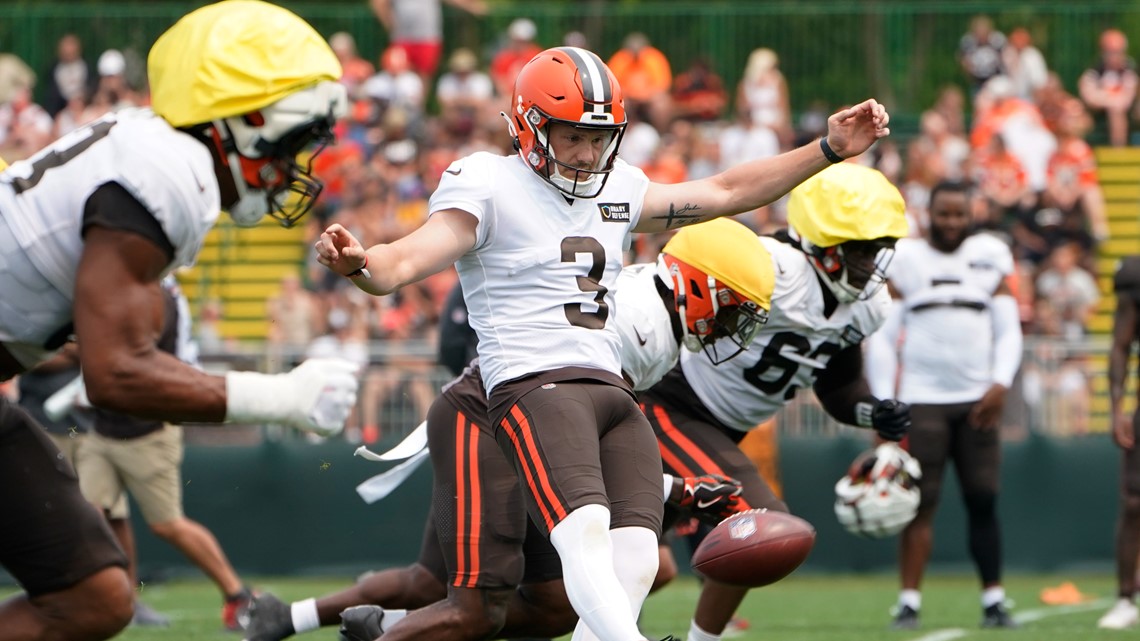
428;151;649;394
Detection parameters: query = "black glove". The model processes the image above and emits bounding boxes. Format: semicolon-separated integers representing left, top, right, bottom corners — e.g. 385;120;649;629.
339;605;386;641
871;399;910;442
673;474;744;525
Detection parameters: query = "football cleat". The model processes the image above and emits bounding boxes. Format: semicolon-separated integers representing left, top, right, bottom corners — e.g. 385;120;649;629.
890;604;919;630
243;592;296;641
223;587;254;632
1098;599;1139;629
339;605;386;641
981;603;1018;629
131;600;170;627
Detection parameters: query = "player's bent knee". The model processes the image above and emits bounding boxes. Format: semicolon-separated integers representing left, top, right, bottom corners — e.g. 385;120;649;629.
40;566;133;641
407;563;448;604
447;587;511;638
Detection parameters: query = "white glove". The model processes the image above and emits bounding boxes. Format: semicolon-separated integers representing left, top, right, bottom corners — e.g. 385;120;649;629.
224;358;360;436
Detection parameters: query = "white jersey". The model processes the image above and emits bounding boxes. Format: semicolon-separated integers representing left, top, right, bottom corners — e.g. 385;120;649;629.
613;263;678;391
429;152;649;393
887;234;1013;404
680;236;890;432
0;109;219;367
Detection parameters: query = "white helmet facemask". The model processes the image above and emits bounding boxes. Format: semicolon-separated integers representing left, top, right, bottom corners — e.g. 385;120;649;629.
216;81;348;227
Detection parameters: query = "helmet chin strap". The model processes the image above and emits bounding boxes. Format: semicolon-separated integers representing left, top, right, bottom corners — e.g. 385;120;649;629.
213;120;269;227
789;226;862;303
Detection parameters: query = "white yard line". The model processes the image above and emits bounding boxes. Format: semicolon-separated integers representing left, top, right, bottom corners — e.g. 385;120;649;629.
907;598;1113;641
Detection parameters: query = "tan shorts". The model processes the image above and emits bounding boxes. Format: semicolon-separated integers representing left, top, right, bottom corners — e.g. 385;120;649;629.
48;431;130;520
76;425;183;525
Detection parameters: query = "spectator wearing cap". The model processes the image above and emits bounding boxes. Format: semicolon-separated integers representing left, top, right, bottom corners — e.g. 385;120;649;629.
490;18;542;100
1079;28;1138;147
436;48;494;141
43;34;90;118
90;49;141;113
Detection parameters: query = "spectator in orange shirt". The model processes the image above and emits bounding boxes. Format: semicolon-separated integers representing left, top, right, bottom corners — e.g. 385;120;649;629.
974;132;1030;228
1079;29;1139;147
608;32;673;129
1043;98;1108;245
490;18;542;100
671;57;727;123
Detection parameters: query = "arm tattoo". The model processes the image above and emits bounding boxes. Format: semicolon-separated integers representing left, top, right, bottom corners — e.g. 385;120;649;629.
653;202;703;229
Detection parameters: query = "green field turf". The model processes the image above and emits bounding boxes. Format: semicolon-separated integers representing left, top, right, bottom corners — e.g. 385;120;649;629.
8;573;1129;640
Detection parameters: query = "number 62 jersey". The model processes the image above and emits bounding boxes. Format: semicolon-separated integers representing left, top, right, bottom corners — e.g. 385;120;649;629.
677;236;890;432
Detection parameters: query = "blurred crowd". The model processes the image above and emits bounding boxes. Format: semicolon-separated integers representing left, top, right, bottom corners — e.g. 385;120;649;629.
0;14;1130;438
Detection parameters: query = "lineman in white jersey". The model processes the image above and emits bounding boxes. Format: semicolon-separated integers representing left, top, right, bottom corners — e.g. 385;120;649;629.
317;44;890;641
866;180;1022;630
0;4;359;640
638;164;913;641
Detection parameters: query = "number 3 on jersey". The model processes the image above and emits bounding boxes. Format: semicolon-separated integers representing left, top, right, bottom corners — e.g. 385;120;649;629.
561;236;608;329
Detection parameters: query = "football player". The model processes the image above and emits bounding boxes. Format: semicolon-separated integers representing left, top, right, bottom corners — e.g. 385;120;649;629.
638;163;912;641
317;45;888;641
867;179;1022;629
319;46;889;638
0;3;358;640
247;218;770;641
1097;255;1140;629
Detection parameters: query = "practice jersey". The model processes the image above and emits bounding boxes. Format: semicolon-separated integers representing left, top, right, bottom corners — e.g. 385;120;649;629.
887;233;1014;404
679;236;889;432
0;109;219;367
613;262;679;391
429;152;649;394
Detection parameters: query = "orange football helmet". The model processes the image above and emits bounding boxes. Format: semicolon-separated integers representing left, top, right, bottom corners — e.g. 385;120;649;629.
506;47;626;198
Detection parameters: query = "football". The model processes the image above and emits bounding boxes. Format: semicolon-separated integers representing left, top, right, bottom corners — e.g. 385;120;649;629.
690;509;816;588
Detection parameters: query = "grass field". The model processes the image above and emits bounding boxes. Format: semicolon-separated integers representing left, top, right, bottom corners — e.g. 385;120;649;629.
25;572;1130;641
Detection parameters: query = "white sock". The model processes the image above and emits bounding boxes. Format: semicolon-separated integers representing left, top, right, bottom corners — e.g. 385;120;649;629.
982;586;1006;608
290;598;321;633
550;504;646;641
688;619;721;641
899;589;921;610
381;608;407;632
610;526;659;617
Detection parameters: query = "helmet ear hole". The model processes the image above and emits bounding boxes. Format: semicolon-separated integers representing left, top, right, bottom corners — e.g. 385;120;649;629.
689;279;704;298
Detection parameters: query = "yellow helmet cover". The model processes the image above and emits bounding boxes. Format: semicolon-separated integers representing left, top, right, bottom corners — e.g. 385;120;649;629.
663;217;775;312
148;0;342;127
787;163;907;248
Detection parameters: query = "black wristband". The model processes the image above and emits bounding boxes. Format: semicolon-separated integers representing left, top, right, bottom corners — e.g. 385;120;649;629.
820;137;844;164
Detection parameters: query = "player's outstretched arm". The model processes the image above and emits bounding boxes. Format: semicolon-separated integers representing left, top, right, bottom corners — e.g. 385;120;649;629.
814;345;909;442
76;227;358;436
316;210;477;297
636;99;890;233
